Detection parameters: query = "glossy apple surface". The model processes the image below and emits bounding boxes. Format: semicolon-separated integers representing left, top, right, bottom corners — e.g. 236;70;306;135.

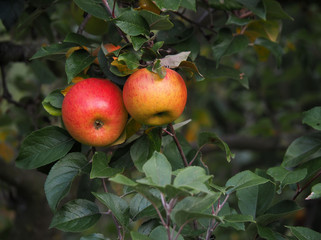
62;78;128;147
122;68;187;126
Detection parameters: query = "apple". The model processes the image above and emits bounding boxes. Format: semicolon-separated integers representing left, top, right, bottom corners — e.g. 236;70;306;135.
122;68;187;126
62;78;128;147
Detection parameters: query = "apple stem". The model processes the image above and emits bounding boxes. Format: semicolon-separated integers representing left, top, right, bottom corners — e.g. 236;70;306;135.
77;13;91;34
94;120;104;130
167;123;189;167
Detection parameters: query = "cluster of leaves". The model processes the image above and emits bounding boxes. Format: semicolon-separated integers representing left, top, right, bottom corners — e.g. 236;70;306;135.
9;0;321;240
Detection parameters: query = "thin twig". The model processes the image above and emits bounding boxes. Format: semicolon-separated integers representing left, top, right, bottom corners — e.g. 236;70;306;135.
101;0;130;43
77;13;92;34
167;123;189;167
174;219;193;240
293;170;321;200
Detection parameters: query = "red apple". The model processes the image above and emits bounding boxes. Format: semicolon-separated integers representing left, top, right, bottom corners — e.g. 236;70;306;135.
62;78;128;147
122;68;187;126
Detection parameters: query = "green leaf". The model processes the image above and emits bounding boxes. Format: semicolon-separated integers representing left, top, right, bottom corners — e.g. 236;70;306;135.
50;199;100;232
115;10;149;36
131;231;152;240
130;135;150;172
97;49;127;85
142;151;172;186
286;226;321;240
157;21;194;44
226;14;252;26
224;214;255;223
130;193;156;220
118;50;141;70
109;174;138;187
236;178;276;218
212;29;249;67
65;49;96;83
139;10;173;30
180;0;196;11
30;60;56;84
80;233;108;240
257;225;285;240
42;90;64;116
257;200;301;225
267;166;307;189
254;37;283;67
90;152;123;179
92;192;129;226
64;32;97;47
282;133;321;168
302;107;321;131
73;0;110;20
236;0;266;20
306;183;321;200
298;157;321;180
131;35;148;51
16;126;75;169
226;170;269;193
174;166;212;193
149;226;184;240
171;194;221;226
196;56;249;89
44;153;88;211
198;132;234;162
30;42;77;60
263;0;293;20
174;36;200;61
153;0;182;11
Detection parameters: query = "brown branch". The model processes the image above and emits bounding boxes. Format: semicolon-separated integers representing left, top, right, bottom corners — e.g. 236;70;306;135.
0;41;38;64
293;170;321;200
77;13;92;34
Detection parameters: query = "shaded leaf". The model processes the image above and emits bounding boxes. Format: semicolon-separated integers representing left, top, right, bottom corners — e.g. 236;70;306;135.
131;231;152;240
282;133;321;168
150;226;184;240
286;226;321;240
50;199;100;232
254;37;283;66
93;192;129;226
153;0;182;11
64;32;97;47
42;90;64;116
131;35;148;51
16;126;75;169
73;0;110;20
31;42;77;60
302;107;321;131
45;153;88;211
80;233;108;240
306;183;321;200
115;10;149;36
90;152;123;179
257;225;285;240
139;10;173;30
180;0;196;11
263;0;293;20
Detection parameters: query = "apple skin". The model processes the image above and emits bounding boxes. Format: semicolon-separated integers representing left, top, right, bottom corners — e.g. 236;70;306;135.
122;68;187;126
62;78;128;147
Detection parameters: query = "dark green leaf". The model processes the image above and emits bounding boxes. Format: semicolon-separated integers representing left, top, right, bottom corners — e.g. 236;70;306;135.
196;56;249;89
298;157;321;180
153;0;182;11
226;170;269;193
236;0;266;20
130;193;156;220
157;21;194;44
180;0;196;11
80;233;108;240
257;225;285;240
286;226;321;240
109;174;138;187
42;90;64;116
73;0;110;20
30;42;77;60
198;132;234;162
65;49;95;83
93;192;129;226
224;214;254;223
131;35;148;51
50;199;100;232
118;50;141;70
174;36;200;61
30;60;56;84
254;37;283;66
267;166;307;189
257;200;301;225
226;14;252;26
115;10;149;36
150;226;184;240
64;32;97;47
282;133;321;168
263;0;293;20
173;166;212;193
139;10;173;30
302;107;321;130
90;152;123;179
16;126;75;169
131;231;152;240
208;0;242;10
45;153;88;211
306;183;321;200
0;0;24;30
142;151;172;186
97;49;127;85
212;29;249;66
130;135;150;172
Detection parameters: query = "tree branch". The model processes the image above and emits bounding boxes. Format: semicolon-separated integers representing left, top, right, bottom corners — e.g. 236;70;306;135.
0;41;38;64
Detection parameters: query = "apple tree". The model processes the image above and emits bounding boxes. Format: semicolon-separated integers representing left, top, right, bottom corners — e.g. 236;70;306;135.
1;0;321;239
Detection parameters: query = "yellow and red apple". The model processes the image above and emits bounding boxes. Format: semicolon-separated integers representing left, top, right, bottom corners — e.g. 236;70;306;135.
122;68;187;126
62;78;128;147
